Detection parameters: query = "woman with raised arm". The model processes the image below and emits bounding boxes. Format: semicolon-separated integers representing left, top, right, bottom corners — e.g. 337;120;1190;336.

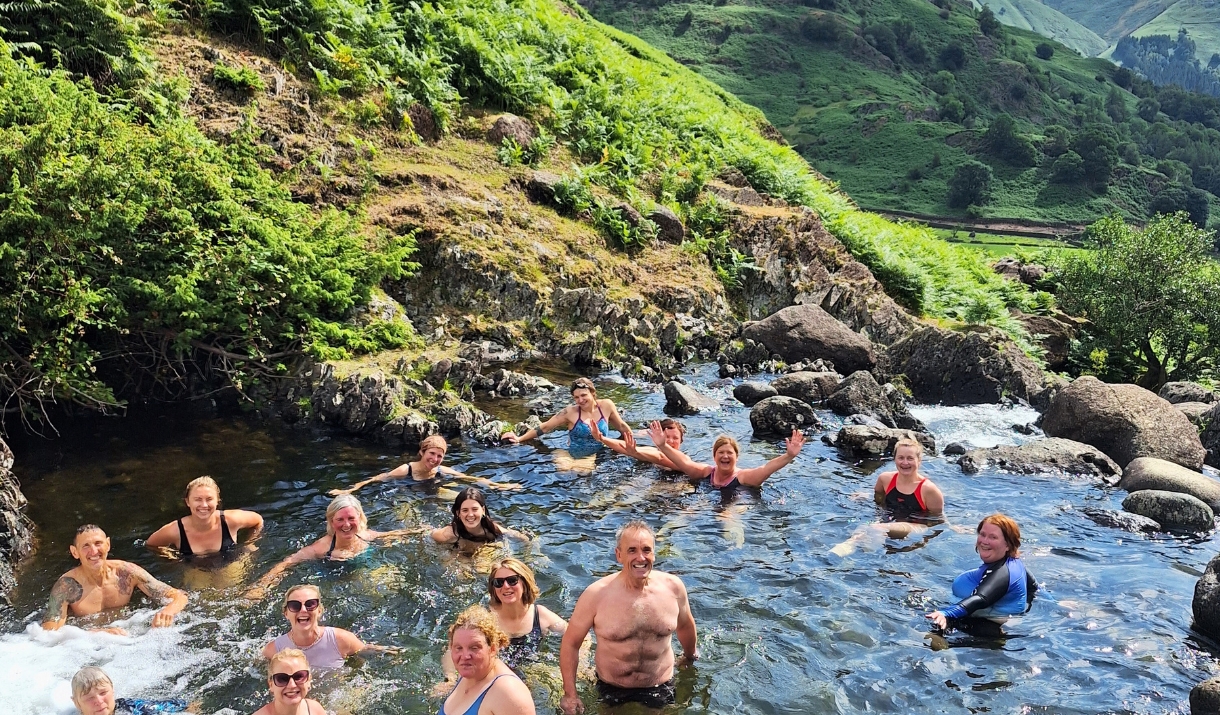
430;487;530;551
262;584;396;669
244;495;417;600
329;435;520;496
646;421;805;491
145;476;263;560
589;418;693;471
501;378;630;457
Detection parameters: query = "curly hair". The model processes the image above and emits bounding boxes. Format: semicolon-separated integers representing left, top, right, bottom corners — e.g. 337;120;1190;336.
448;604;510;650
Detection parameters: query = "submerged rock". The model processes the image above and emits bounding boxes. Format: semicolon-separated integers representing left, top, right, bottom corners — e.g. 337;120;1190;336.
749;396;821;436
733;381;777;407
943;442;968;456
1122;490;1214;531
833;425;936;457
886;325;1046;405
664;381;719;415
1159;381;1216;405
0;436;33;603
1042;376;1206;469
772;370;841;404
1118;457;1220;511
826;370;896;427
1080;507;1160;533
1191;677;1220;715
958;438;1121;479
1196;554;1220;643
741;304;877;375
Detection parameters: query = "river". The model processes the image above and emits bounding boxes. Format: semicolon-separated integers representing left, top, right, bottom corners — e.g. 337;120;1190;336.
0;363;1215;714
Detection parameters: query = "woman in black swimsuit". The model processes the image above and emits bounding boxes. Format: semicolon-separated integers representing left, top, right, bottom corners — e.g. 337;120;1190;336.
328;435;521;496
146;476;263;559
430;488;530;550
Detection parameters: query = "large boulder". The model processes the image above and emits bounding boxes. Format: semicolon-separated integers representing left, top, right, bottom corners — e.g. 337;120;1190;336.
772;371;841;404
487;113;535;147
1122;490;1214;531
1195;554;1220;643
1178;401;1214;425
886;325;1046;405
1042;376;1206;469
664;381;719;415
1080;507;1161;533
826;370;896;427
648;206;686;243
0;436;33;603
741;304;877;375
1204;403;1220;469
1118;457;1220;510
1013;311;1078;373
831;425;936;457
958;438;1121;480
883;382;926;432
733;381;777;407
1191;677;1220;715
750;396;821;436
1159;381;1216;405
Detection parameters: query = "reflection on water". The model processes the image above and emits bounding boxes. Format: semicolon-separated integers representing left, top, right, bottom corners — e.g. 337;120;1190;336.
1;365;1216;713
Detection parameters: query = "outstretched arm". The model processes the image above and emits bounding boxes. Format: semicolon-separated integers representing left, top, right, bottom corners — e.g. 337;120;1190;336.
41;575;84;630
735;430;805;487
443;466;523;491
647;421;711;479
144;523;180;553
329;464;412;496
243;541;324;600
503;409;570;444
123;564;188;627
560;585;600;715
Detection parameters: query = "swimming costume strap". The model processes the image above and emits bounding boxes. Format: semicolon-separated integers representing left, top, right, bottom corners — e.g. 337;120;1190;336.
440;673;515;715
707;466;740;490
499;605;544;669
883;473;927;512
324;532;370;559
569;404;610;453
175;511;236;558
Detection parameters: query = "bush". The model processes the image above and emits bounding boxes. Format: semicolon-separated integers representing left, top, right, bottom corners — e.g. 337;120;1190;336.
983;113;1037;166
938;94;966;123
862;23;899;61
1137;97;1160;121
1042;125;1070;156
1035;42;1054;60
0;0;145;81
1070;126;1119;185
939;42;966;71
800;14;847;42
947;161;993;208
927;70;956;95
977;7;1002;37
1150;184;1210;228
212;62;265;94
1051;150;1085;183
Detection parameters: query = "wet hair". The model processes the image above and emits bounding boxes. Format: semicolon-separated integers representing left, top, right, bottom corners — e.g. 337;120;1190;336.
659;418;686;439
268;648;310;677
451;487;502;541
419;435;448;456
893;439;924;459
569;377;597;396
487;558;539;606
711;435;740;457
282;584;323;614
448;604;510;650
325;494;368;536
978;513;1022;558
71;666;113;702
184;475;220;500
74;524;106;543
615;519;655;549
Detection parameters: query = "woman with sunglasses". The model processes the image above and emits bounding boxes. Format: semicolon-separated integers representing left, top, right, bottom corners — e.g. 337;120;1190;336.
262;584;395;669
253;648;325;715
501;378;630;459
441;605;536;715
430;487;529;550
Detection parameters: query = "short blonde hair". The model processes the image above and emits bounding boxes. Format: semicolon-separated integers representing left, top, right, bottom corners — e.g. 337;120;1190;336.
184;476;220;500
448;605;509;650
325;494;368;536
712;435;740;456
282;584;323;613
268;648;310;677
71;666;113;702
893;438;924;459
419;435;449;455
487;558;539;606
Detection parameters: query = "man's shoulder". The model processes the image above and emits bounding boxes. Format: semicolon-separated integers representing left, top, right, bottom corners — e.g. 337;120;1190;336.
650;570;688;595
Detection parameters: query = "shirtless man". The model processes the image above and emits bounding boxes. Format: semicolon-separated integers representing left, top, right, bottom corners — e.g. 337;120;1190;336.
43;524;188;633
559;521;697;714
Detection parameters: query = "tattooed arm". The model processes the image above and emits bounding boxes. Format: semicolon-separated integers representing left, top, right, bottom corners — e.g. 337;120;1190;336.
120;563;188;627
42;575;84;630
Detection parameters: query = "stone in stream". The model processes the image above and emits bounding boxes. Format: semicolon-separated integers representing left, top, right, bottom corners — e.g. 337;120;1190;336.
663;381;719;415
375;412;439;447
469;420;515;445
957;438;1121;480
886;325;1047;405
1203;403;1220;469
1195;553;1220;643
749;396;821;436
771;371;841;404
0;436;33;603
1122;490;1214;531
741;304;877;375
1177;401;1214;425
733;381;777;407
1118;457;1220;510
943;442;968;456
826;370;896;427
1079;507;1161;533
1042;376;1206;469
471;368;556;397
525;394;555;415
833;425;936;457
1191;677;1220;715
1159;381;1216;405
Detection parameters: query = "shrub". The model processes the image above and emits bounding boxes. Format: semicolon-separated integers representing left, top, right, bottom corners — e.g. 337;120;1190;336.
1150;184;1210;228
939;42;966;71
983;113;1037;166
977;7;1001;37
1137;97;1160;121
927;69;956;95
1035;42;1054;60
212;62;265;94
800;14;846;43
1042;125;1070;157
1070;126;1119;185
1051;150;1085;183
947;161;993;208
938;95;965;123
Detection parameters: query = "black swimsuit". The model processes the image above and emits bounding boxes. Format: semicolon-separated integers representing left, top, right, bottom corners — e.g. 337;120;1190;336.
176;511;236;557
499;605;543;670
324;533;370;559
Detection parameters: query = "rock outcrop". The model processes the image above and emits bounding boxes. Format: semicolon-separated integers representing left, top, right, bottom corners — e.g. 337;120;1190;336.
1122;490;1214;531
741;304;877;375
1191;677;1220;715
1194;553;1220;642
1204;403;1220;469
771;371;841;404
733;381;777;406
0;436;33;603
1118;457;1220;510
826;370;897;426
1012;311;1079;373
664;381;719;415
1178;401;1214;425
958;438;1121;479
749;396;821;436
829;425;936;457
1042;376;1206;469
886;325;1046;405
1080;507;1161;533
470;368;556;397
1159;381;1216;405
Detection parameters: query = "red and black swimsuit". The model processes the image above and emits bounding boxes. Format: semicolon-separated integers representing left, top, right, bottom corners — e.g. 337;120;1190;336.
883;472;927;514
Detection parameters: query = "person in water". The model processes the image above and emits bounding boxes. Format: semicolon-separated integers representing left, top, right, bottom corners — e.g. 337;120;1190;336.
70;666;190;715
646;422;806;490
926;513;1037;630
328;435;520;496
830;439;946;557
442;605;537;715
262;583;397;669
43;524;188;633
430;487;529;549
244;495;415;599
589;418;692;471
145;476;264;559
500;377;630;457
252;648;326;715
560;521;697;714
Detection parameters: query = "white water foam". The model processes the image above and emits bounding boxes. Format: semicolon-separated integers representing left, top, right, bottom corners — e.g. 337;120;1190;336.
909;403;1042;450
0;610;226;714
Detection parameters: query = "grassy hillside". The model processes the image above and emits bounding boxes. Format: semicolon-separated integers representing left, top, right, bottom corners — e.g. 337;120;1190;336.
1130;0;1220;65
975;0;1108;55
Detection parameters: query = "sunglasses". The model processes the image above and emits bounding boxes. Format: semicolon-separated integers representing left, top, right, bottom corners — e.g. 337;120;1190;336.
271;670;310;687
285;598;321;613
492;575;521;589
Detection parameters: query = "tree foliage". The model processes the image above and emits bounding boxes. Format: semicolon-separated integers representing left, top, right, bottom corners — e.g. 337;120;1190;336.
947;161;992;208
1035;42;1054;60
1055;214;1220;388
1150;183;1210;228
983;113;1037;166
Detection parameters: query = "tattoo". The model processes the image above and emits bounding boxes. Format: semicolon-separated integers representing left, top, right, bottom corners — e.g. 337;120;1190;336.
120;564;176;605
45;576;83;621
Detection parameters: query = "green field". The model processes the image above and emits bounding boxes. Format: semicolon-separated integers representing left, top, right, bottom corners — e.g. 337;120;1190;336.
931;227;1081;257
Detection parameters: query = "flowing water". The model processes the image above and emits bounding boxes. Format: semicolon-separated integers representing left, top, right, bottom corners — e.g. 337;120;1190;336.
1;364;1217;714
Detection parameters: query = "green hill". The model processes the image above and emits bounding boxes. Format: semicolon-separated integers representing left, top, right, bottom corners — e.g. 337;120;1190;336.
1129;0;1220;64
975;0;1108;56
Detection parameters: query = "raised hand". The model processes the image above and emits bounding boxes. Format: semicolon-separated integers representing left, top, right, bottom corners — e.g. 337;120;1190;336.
328;487;353;497
785;429;806;458
588;420;604;443
623;429;639;454
645;420;667;447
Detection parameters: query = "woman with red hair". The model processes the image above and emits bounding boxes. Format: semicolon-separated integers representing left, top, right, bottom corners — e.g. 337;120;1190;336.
927;513;1037;629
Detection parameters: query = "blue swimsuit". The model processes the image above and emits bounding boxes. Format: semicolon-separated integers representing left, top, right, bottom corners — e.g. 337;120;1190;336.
440;674;514;715
939;556;1037;621
568;404;609;457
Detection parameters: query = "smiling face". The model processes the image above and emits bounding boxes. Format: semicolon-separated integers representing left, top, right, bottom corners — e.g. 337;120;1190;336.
185;485;219;521
283;586;322;632
70;529;110;572
458;498;486;531
73;683;115;715
269;656;310;706
330;506;361;539
894;445;921;476
420;446;446;470
976;522;1011;563
571;387;595;410
450;627;497;680
615;529;656;582
662;426;684;449
491;567;522;604
713;443;738;471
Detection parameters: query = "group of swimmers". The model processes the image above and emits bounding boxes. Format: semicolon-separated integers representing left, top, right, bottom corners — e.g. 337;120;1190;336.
49;376;1036;715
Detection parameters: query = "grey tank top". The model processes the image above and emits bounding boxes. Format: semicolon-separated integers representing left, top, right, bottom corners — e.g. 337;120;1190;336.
273;626;346;669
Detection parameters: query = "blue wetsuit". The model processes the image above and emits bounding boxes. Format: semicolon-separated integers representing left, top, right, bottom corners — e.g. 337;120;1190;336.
939;556;1037;620
568;404;609;457
115;699;188;715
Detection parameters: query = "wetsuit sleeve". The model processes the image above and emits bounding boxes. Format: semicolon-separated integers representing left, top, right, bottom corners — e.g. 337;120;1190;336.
115;698;189;714
941;562;1011;619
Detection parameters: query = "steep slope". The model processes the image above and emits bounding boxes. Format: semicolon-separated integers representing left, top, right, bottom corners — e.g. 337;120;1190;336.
1129;0;1220;65
1040;0;1175;40
975;0;1108;55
